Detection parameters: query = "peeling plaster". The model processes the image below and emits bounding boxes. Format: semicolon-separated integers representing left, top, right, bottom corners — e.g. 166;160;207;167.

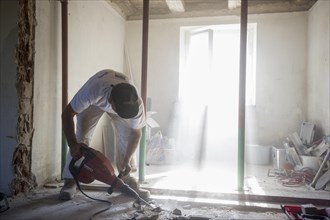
11;0;37;195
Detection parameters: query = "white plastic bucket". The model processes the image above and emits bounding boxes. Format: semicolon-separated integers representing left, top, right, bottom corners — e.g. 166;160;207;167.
246;144;272;165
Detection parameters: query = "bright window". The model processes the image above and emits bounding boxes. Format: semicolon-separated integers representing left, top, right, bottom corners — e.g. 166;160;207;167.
177;23;257;165
180;23;257;106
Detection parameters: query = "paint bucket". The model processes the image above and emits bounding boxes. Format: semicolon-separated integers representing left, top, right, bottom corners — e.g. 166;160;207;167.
246;144;272;165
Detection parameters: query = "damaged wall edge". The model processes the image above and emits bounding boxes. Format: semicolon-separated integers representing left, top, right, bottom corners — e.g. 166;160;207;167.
11;0;37;195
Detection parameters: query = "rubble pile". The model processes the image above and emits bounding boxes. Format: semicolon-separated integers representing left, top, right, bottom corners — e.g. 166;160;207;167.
271;122;330;190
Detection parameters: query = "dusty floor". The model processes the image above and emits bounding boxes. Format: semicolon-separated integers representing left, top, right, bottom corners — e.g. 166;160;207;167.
1;164;329;220
0;187;288;220
139;163;330;202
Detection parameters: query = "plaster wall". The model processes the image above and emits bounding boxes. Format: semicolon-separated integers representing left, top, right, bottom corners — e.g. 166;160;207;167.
33;0;62;184
67;0;126;152
307;0;330;139
246;12;308;145
32;0;126;185
0;0;19;194
67;0;126;97
125;12;308;146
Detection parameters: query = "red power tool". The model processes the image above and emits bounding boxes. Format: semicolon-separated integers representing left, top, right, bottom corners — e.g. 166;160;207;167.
69;145;152;207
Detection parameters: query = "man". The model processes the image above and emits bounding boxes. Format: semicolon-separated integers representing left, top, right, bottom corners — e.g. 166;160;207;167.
60;69;150;200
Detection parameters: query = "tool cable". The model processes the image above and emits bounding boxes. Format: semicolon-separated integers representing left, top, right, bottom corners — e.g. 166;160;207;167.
73;178;112;220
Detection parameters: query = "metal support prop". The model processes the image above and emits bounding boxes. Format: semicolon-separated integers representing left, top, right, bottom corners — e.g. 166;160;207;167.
139;0;149;182
61;0;68;174
139;127;147;182
237;0;248;191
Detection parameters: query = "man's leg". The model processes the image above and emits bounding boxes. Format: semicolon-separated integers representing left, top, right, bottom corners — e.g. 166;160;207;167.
60;106;104;200
110;114;150;201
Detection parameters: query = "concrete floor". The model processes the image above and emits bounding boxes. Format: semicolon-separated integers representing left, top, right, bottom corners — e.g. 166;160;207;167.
0;187;289;220
0;164;329;220
139;163;330;204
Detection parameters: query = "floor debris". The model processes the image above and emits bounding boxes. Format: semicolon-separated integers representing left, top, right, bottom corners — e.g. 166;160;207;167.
172;208;182;215
275;128;330;191
0;187;289;220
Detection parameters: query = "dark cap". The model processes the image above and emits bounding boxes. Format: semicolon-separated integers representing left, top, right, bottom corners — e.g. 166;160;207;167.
111;83;139;119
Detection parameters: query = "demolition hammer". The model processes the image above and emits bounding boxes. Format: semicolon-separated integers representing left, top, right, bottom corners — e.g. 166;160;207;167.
69;145;153;207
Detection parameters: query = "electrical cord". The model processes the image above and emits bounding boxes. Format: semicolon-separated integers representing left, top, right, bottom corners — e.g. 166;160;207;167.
74;178;112;220
69;149;114;220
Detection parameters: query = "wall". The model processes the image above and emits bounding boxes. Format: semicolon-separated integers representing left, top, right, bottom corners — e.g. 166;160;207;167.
246;12;308;145
0;0;19;194
32;0;126;185
33;0;62;184
66;0;126;152
307;0;330;139
125;20;176;139
68;1;126;97
126;12;309;146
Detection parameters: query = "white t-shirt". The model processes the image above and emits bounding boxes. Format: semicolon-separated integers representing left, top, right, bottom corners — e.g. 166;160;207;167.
70;69;145;129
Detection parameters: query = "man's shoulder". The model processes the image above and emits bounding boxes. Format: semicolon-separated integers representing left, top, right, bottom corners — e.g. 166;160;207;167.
94;69;129;82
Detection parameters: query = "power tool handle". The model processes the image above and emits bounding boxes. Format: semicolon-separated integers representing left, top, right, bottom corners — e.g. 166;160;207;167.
117;172;125;179
79;144;89;154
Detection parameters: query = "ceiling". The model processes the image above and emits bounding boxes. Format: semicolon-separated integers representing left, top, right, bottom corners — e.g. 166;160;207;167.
107;0;317;20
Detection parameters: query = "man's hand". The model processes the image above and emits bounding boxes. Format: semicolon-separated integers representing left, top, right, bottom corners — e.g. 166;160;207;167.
119;128;141;177
120;160;132;177
70;142;83;160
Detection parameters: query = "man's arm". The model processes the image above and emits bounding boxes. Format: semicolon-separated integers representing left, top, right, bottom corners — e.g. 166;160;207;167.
61;104;81;159
121;128;141;176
